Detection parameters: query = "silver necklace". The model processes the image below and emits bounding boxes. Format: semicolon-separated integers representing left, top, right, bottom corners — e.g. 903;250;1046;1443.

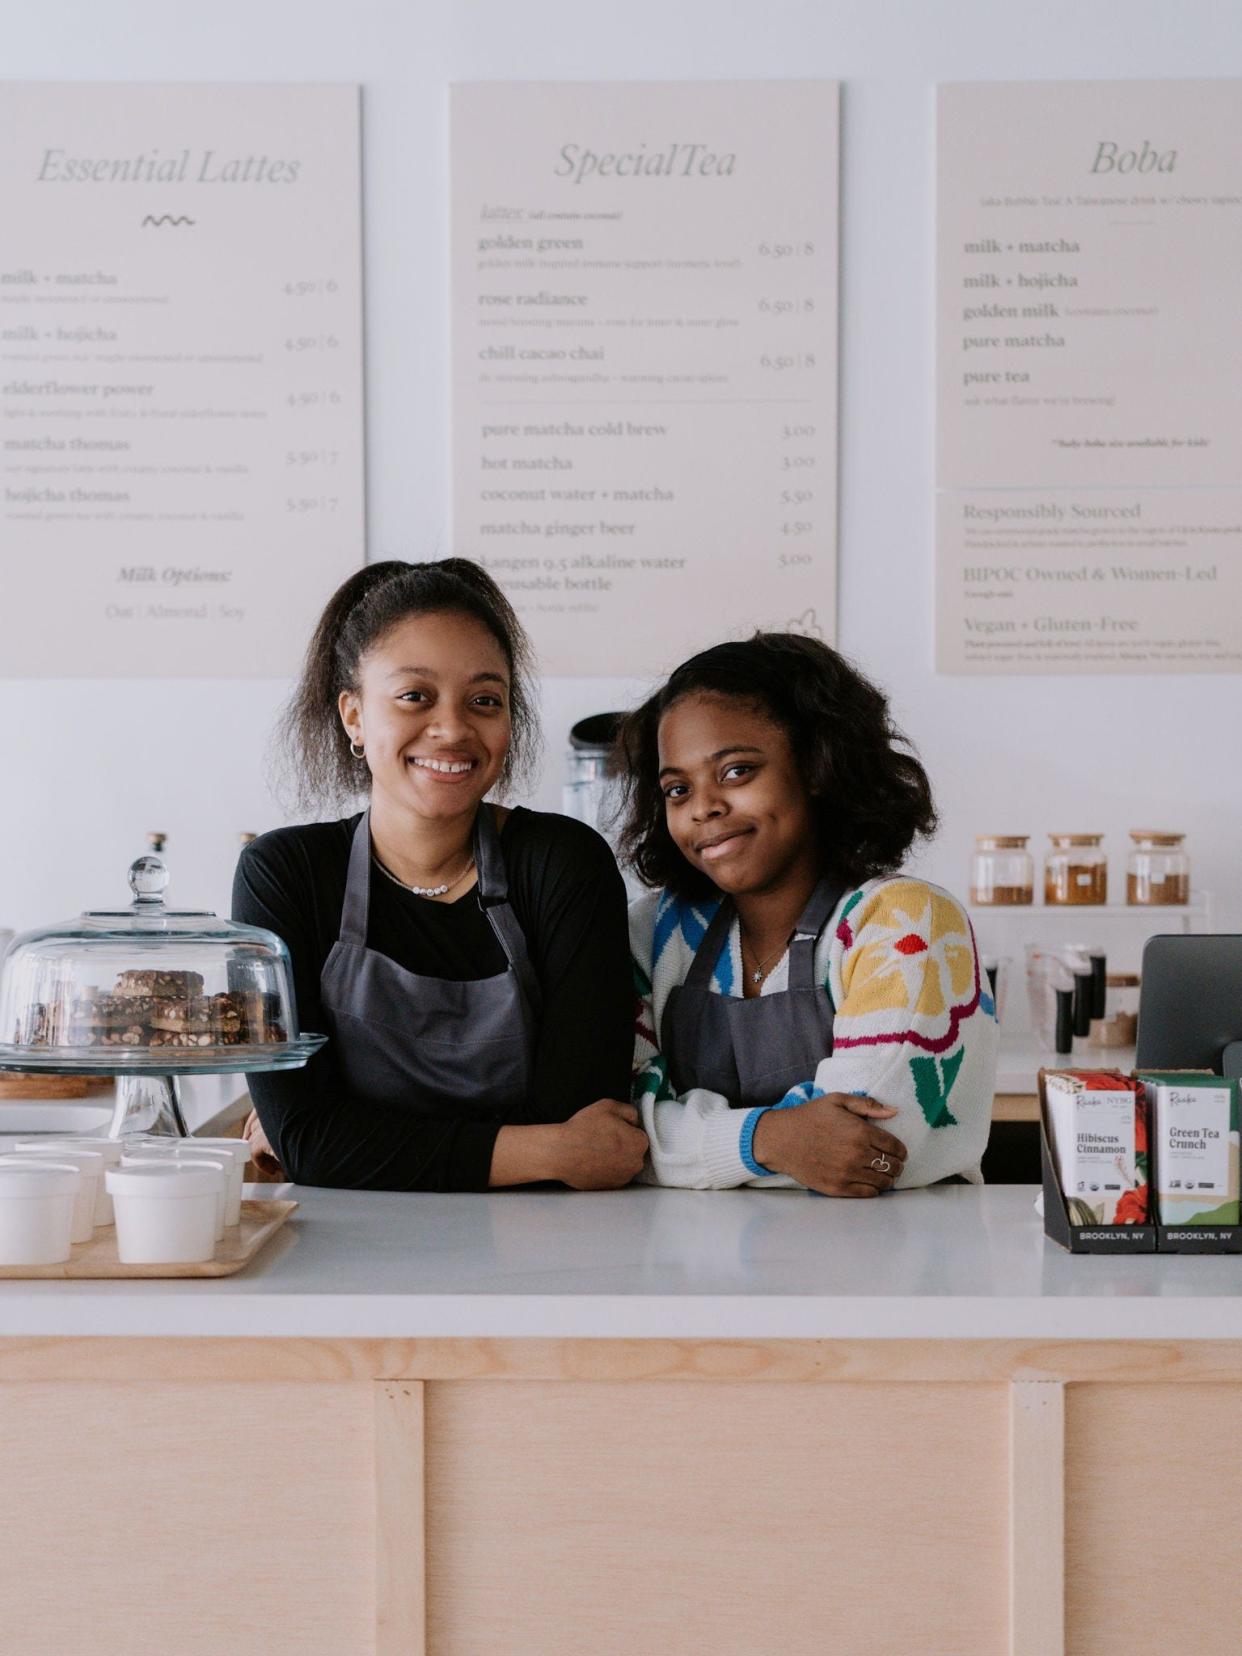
741;931;793;986
371;852;476;899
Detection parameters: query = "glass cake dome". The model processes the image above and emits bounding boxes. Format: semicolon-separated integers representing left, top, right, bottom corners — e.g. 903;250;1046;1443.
0;852;326;1136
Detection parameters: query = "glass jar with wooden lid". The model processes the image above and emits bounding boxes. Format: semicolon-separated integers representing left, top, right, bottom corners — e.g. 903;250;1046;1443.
970;836;1034;905
1044;834;1107;906
1127;831;1189;906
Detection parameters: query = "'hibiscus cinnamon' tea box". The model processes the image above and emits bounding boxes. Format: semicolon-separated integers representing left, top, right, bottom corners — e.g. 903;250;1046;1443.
1043;1069;1148;1227
1139;1072;1240;1231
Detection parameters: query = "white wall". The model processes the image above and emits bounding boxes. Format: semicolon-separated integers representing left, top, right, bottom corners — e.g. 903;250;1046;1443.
3;0;1240;938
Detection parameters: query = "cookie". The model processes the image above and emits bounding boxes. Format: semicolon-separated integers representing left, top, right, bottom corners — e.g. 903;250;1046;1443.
114;969;204;1000
102;1025;147;1047
71;994;159;1030
148;997;211;1034
17;1003;51;1046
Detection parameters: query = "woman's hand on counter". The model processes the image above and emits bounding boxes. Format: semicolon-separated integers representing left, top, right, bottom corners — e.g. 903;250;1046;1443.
490;1100;649;1190
751;1093;906;1197
242;1109;285;1177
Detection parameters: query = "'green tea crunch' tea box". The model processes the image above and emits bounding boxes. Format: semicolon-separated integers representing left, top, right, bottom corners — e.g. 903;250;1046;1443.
1140;1072;1240;1227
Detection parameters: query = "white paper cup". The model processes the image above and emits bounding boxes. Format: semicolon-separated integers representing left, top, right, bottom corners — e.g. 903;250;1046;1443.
15;1137;123;1226
182;1139;251;1227
106;1165;220;1264
0;1164;80;1265
122;1149;227;1239
4;1148;103;1242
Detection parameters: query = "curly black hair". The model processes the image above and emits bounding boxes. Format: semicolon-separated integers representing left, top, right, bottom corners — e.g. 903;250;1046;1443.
615;633;937;897
276;558;541;811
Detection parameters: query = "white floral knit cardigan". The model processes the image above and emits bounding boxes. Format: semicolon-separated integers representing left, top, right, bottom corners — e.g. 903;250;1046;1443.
629;876;1000;1189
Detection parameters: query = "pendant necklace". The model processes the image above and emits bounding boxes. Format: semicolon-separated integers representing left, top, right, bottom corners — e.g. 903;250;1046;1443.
741;931;793;986
372;851;476;899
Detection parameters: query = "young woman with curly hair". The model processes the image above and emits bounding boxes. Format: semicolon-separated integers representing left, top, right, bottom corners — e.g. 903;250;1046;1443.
617;633;998;1195
231;559;646;1192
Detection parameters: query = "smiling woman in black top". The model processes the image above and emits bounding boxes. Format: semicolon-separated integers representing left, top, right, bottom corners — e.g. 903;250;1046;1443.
232;558;645;1192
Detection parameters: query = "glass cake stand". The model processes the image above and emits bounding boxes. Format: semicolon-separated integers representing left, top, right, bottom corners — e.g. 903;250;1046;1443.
0;854;326;1137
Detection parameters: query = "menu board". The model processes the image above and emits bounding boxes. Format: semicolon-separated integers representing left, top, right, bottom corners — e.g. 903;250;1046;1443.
0;84;364;678
451;81;839;676
937;81;1242;675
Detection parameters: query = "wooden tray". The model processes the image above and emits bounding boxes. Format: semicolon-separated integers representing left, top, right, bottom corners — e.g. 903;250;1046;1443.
0;1199;298;1280
0;1075;114;1100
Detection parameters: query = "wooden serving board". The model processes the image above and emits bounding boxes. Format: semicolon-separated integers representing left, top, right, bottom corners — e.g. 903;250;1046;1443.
0;1075;114;1100
0;1199;298;1279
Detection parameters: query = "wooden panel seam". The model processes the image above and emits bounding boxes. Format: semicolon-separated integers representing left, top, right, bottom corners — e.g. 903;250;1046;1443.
374;1380;426;1656
1009;1380;1065;1656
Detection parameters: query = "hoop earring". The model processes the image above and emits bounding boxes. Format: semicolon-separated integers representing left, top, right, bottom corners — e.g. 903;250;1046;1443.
349;740;366;760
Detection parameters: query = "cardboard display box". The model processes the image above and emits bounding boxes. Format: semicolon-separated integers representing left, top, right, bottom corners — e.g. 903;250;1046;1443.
1038;1067;1242;1254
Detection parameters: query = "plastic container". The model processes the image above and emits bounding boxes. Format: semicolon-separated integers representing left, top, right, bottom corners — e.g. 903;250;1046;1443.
978;955;1011;1023
1044;835;1108;906
1025;942;1103;1047
4;1146;103;1242
1088;974;1141;1048
1126;832;1190;906
14;1136;123;1226
970;837;1034;906
0;1163;80;1265
106;1164;220;1264
121;1148;227;1239
183;1138;251;1227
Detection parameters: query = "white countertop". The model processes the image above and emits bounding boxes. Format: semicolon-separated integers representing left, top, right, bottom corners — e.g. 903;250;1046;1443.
1;1183;1240;1341
993;1034;1135;1094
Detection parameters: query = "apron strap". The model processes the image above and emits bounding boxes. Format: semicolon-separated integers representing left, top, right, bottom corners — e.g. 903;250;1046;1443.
473;803;509;905
338;811;374;945
474;806;543;1018
682;879;846;995
787;878;847;989
683;899;737;991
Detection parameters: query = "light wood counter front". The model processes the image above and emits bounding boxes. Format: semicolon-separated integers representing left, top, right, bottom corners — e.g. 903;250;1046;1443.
3;1185;1241;1656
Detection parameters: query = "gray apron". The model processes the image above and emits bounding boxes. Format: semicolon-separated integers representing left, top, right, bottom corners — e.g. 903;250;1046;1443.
319;806;540;1117
661;878;844;1108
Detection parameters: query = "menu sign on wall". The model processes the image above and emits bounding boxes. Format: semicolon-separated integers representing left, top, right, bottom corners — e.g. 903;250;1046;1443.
937;81;1242;674
0;84;364;677
451;81;839;676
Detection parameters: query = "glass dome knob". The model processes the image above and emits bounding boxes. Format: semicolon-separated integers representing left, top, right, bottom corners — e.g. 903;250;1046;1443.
128;854;170;907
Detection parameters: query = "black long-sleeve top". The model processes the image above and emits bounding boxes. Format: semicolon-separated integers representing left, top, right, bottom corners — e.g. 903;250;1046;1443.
230;807;633;1191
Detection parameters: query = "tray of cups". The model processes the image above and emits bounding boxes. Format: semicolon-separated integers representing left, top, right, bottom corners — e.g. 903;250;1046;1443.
0;1135;297;1278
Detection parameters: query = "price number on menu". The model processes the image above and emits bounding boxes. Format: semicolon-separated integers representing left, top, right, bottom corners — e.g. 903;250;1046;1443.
782;424;816;440
285;335;340;353
758;297;815;316
779;550;813;568
285;496;340;514
285;390;343;409
781;454;816;471
760;353;816;374
781;522;813;537
781;489;814;506
282;278;341;297
758;241;816;260
285;449;340;468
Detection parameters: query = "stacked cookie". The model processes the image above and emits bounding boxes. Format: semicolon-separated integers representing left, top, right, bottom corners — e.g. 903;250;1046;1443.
17;969;288;1050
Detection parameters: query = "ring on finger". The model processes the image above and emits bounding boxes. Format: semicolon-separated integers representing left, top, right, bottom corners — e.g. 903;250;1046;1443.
870;1154;892;1173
